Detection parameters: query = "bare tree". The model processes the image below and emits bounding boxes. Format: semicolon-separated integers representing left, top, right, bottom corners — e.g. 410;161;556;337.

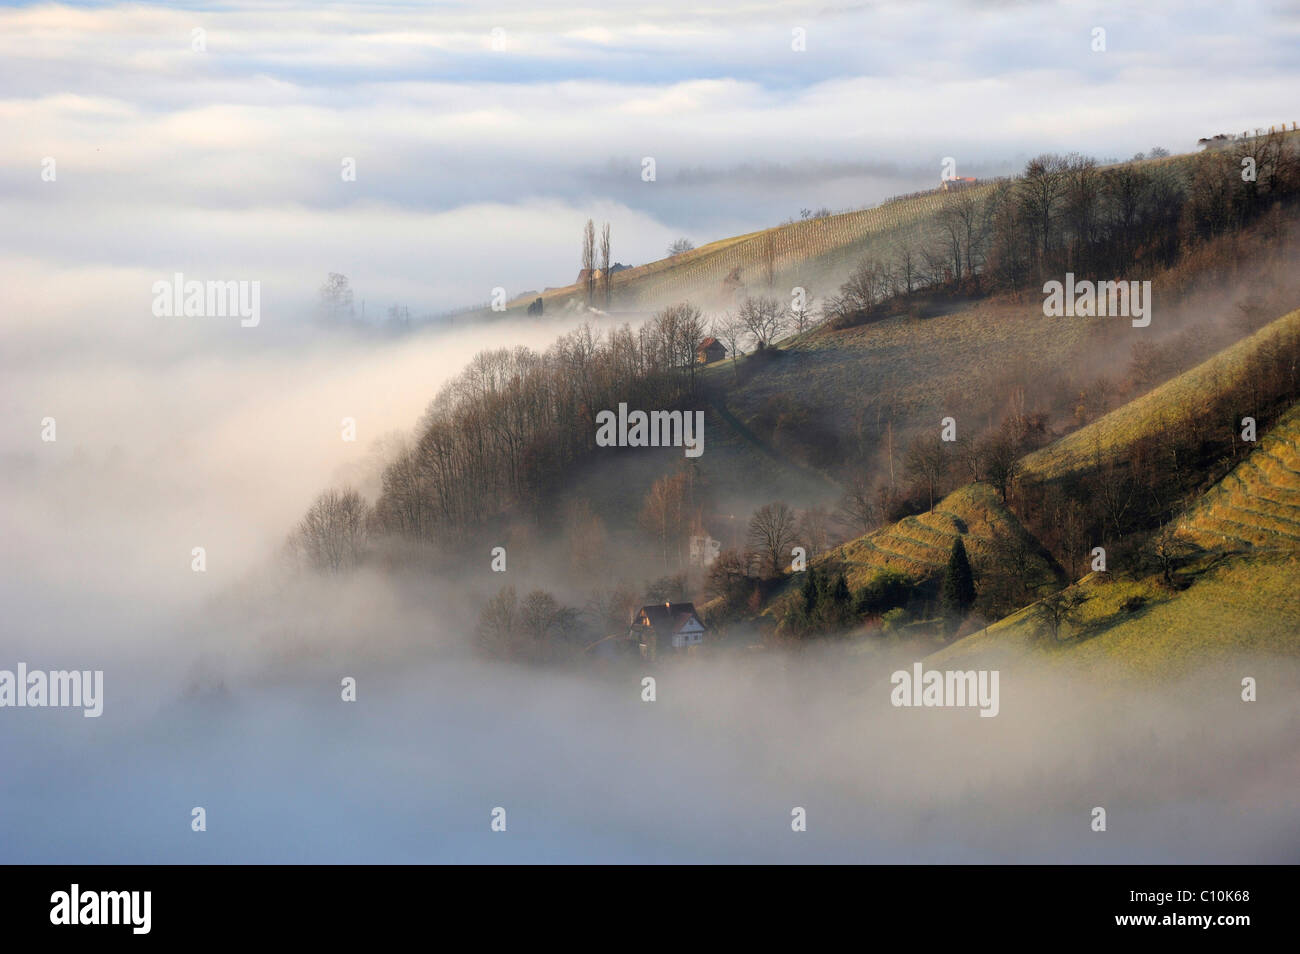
798;506;832;559
1056;497;1089;580
582;219;596;307
984;525;1043;613
476;585;520;658
655;302;706;390
904;435;950;512
894;242;919;294
1095;460;1136;542
640;472;691;570
789;287;817;334
713;313;747;371
978;432;1021;502
1038;588;1087;642
705;548;755;611
837;474;880;535
520;589;567;643
843;256;894;311
936;186;988;281
599;222;611;308
1151;524;1190;589
1017;153;1072;267
747;501;798;577
667;238;694;256
737;295;787;350
291;487;369;571
319;273;354;323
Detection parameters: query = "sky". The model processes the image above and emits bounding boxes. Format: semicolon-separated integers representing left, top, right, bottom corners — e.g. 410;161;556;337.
2;0;1298;317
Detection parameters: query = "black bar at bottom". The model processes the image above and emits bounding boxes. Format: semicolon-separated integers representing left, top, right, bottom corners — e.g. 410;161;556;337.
2;864;1284;940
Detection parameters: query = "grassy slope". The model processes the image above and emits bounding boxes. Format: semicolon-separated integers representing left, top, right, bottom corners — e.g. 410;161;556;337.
929;407;1300;676
817;482;1056;590
1176;401;1300;549
510;140;1272;318
705;298;1100;443
1019;307;1300;482
553;396;842;543
510;187;979;314
928;553;1300;679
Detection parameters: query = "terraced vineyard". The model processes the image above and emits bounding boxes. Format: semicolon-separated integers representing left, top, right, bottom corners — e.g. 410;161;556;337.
1176;402;1300;550
821;483;1055;591
926;401;1300;676
514;186;980;313
1019;306;1300;482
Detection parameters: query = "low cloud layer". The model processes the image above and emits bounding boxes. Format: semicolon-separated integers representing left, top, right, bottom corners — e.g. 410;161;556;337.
3;0;1298;311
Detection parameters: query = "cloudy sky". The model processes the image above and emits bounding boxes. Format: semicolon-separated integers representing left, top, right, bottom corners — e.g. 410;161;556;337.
2;0;1298;318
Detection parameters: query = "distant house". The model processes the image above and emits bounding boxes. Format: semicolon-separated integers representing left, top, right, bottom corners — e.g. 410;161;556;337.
697;337;726;364
629;601;705;658
941;176;978;192
574;263;632;287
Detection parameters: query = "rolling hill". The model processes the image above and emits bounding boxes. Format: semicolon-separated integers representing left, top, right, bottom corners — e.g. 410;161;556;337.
926;402;1300;677
1018;306;1300;483
817;482;1056;592
510;186;983;314
926;550;1300;679
511;133;1299;320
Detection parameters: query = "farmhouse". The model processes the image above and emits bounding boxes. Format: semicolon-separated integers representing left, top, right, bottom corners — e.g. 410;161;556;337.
696;337;727;364
629;601;705;658
574;263;632;285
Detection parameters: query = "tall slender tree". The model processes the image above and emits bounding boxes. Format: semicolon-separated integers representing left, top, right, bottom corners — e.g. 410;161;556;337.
599;222;611;309
941;536;976;620
582;219;596;308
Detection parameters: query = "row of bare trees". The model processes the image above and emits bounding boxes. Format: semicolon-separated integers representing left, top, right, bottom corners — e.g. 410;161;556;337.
370;307;707;543
581;219;613;309
706;291;823;365
824;135;1300;325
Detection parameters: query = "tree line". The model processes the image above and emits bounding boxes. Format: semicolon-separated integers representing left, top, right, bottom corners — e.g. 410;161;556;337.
824;134;1300;327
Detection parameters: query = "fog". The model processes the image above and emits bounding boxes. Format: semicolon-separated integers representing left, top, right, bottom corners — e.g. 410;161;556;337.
3;304;1298;864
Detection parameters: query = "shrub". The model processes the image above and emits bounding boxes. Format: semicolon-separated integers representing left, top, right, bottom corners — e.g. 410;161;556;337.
856;568;915;616
881;607;909;633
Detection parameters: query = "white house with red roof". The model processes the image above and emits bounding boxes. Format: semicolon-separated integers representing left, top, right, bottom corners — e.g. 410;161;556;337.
628;601;705;658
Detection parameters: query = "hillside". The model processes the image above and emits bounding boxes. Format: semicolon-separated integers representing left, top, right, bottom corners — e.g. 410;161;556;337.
511;134;1299;320
511;186;981;314
702;297;1100;453
927;552;1300;678
1019;307;1300;483
1175;401;1300;550
818;482;1056;591
927;405;1300;677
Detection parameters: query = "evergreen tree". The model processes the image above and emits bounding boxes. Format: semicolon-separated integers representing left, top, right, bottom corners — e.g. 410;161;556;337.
799;568;819;616
941;537;976;618
828;571;852;628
